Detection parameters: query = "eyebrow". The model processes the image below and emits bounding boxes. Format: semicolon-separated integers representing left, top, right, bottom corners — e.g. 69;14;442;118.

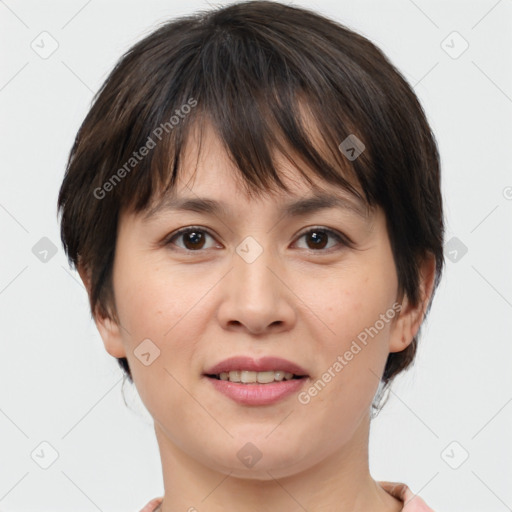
142;190;371;222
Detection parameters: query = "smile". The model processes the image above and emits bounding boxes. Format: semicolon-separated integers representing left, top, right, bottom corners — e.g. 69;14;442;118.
207;370;306;384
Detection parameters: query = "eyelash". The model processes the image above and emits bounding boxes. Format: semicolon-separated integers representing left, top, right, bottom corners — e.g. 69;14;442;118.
163;225;353;254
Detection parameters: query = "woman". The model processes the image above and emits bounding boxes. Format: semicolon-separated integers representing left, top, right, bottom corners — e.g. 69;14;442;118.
57;1;443;510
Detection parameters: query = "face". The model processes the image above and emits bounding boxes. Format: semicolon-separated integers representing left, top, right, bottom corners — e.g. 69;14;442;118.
92;121;424;480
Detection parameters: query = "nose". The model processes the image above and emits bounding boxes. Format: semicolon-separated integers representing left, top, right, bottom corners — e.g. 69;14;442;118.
216;242;296;335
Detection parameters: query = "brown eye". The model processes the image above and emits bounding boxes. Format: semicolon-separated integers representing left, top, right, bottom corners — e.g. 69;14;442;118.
166;227;217;251
295;228;349;252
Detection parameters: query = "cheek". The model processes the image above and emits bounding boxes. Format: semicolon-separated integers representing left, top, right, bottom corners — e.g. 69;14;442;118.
300;263;397;405
308;263;396;345
112;254;216;393
113;254;196;339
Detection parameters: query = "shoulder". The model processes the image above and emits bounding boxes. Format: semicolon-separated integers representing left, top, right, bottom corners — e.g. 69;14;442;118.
138;496;164;512
379;481;435;511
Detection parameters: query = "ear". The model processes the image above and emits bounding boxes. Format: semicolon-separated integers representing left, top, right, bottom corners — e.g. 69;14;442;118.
77;262;127;359
389;252;437;353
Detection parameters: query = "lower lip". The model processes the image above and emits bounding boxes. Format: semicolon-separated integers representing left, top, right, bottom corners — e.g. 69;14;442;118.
204;376;308;405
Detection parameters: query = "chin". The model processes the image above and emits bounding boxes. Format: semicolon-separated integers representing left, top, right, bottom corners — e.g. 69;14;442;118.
199;435;312;479
210;458;308;481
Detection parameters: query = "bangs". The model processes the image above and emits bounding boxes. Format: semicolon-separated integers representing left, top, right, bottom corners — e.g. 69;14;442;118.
106;16;380;217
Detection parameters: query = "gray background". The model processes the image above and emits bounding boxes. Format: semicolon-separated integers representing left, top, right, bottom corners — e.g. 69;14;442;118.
1;0;511;510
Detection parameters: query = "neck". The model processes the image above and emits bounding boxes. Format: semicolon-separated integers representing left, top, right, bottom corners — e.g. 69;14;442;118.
153;412;402;512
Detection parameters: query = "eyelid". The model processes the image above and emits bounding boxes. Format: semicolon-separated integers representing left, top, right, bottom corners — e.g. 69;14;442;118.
163;225;219;248
295;226;355;249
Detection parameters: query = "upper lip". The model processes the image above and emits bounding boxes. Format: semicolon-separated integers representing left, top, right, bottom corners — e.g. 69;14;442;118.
204;356;309;376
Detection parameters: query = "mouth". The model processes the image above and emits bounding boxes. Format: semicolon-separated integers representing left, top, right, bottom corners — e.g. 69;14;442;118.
202;355;310;405
203;355;310;382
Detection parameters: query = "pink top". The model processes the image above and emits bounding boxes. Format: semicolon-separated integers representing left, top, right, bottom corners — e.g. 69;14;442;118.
379;481;435;511
138;481;434;511
138;497;164;512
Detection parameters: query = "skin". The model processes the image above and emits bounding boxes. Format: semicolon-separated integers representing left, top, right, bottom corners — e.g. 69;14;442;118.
80;120;436;512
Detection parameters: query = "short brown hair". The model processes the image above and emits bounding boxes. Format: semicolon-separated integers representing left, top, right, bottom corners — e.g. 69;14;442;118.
57;0;444;392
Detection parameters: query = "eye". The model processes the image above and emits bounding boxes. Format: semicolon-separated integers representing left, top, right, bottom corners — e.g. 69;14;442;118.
164;226;352;253
165;226;219;251
294;227;351;252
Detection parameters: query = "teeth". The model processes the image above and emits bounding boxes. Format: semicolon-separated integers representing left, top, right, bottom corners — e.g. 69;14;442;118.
217;370;297;383
228;370;241;382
